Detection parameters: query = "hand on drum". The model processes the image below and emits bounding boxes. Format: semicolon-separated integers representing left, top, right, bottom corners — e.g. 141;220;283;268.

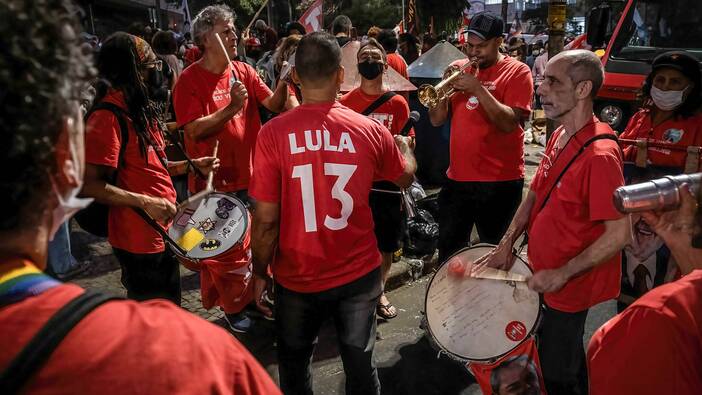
526;268;569;293
142;196;177;224
192;156;220;178
253;273;274;319
471;243;517;274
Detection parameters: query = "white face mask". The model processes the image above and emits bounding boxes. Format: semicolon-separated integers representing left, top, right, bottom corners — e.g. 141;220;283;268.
49;126;93;240
650;85;688;111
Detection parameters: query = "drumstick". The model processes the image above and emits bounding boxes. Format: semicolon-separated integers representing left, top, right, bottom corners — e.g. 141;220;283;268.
470;267;529;282
244;0;270;33
215;32;233;65
177;140;219;210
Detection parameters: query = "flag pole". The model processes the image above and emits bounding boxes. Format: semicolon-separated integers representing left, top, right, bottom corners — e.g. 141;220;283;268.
402;0;405;33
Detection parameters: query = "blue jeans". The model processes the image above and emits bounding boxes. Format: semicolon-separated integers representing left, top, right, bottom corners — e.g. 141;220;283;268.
47;221;79;275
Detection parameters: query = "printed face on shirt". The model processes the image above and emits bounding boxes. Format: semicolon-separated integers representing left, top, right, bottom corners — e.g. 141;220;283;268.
492;357;540;395
464;35;502;69
204;19;238;59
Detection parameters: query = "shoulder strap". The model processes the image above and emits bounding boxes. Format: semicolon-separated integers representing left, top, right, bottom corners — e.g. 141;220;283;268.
0;290;123;394
538;133;619;213
361;91;397;116
86;102;130;170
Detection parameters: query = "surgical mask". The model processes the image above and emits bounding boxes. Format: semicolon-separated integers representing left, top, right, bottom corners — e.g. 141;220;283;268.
49;127;93;240
358;60;384;80
650;85;687;111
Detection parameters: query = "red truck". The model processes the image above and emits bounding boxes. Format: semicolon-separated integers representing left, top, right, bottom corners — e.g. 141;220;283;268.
586;0;702;131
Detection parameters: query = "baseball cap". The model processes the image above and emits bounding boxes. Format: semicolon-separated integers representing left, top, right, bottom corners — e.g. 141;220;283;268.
465;12;504;41
652;50;701;82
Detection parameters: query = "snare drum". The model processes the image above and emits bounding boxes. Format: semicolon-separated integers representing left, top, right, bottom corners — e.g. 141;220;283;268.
424;244;541;363
168;192;249;271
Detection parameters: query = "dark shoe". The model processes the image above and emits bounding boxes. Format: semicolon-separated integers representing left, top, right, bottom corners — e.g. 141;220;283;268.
223;312;253;333
376;301;398;319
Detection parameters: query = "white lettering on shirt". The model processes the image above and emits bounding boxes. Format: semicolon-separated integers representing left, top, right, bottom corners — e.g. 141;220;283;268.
288;130;356;154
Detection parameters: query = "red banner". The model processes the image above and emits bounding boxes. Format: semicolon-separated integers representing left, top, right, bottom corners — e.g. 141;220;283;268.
299;0;323;33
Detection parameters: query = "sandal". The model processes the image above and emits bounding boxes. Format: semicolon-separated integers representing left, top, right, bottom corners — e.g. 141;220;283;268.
376;301;398;319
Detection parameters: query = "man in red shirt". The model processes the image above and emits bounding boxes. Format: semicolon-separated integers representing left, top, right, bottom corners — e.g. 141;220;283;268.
588;185;702;394
377;29;409;79
249;32;416;394
174;4;290;201
339;38;414;320
83;33;219;305
475;50;630;394
428;12;534;263
0;2;280;393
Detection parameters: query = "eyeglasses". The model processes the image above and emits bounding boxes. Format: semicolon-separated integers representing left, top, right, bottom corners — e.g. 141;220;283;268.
141;59;162;71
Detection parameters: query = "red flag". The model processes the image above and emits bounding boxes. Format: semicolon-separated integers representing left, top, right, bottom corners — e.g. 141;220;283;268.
299;0;323;33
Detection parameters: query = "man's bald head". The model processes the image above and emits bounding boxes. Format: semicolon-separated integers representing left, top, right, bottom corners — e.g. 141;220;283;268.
551;49;604;99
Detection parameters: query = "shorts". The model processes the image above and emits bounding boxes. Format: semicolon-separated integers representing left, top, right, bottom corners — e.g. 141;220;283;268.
369;189;404;253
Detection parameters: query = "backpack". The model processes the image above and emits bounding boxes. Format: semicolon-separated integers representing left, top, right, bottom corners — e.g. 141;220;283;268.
73;103;129;237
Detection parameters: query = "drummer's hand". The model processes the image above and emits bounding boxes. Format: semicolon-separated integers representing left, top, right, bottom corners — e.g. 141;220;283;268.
253;273;273;319
641;183;698;249
471;242;517;275
192;156;220;177
142;196;176;224
527;268;569;293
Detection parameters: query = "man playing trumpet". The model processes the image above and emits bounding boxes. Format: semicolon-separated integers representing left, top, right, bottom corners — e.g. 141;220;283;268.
428;12;534;262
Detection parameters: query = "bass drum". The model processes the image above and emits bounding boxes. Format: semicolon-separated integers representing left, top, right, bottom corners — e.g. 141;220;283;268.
424;244;541;363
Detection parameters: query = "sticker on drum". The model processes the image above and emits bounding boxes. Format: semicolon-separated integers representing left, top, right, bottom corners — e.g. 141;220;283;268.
168;192;248;260
424;244;541;362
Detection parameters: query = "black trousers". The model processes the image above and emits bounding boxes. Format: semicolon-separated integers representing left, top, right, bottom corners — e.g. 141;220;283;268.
537;305;589;395
438;179;523;262
275;268;382;395
112;248;181;306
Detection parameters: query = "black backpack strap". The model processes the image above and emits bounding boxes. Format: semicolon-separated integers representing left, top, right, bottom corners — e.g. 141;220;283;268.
0;291;123;394
86;102;130;171
538;134;619;212
361;91;397;116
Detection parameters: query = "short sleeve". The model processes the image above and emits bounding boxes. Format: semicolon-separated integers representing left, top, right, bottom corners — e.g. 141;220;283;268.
587;307;677;395
587;153;625;221
249;125;281;203
618;110;646;140
244;63;273;104
85;110;121;168
173;74;206;127
503;64;534;114
374;125;406;182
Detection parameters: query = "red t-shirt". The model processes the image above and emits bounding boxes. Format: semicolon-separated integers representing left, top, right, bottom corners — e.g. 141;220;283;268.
85;90;177;254
339;88;414;136
173;60;273;193
528;120;624;312
448;56;533;182
0;280;281;395
620;108;702;169
386;52;409;79
249;102;406;293
587;270;702;395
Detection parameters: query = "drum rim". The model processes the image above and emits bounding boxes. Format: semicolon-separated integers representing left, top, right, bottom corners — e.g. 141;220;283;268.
423;243;543;363
168;192;250;261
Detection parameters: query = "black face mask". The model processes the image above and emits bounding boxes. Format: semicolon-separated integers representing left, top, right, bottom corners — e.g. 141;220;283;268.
358;60;383;80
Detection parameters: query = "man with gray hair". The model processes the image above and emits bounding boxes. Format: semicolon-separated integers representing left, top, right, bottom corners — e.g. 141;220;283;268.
474;50;630;394
173;4;290;332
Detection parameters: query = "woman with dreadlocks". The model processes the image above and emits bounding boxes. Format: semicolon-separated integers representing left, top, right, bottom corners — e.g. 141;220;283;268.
82;32;219;305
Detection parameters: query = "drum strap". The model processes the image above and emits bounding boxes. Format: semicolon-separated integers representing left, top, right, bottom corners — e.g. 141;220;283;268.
361;92;398;116
0;290;123;394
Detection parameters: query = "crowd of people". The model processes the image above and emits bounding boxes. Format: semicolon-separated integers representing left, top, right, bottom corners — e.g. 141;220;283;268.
1;0;701;394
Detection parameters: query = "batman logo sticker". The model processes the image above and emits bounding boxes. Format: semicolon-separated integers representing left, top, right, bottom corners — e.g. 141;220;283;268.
200;239;221;251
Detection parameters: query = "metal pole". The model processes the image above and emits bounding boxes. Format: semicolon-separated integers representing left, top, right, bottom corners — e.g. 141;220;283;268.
501;0;508;25
546;0;566;141
402;0;405;31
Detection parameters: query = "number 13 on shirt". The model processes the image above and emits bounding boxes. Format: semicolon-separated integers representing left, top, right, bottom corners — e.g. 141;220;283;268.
292;163;357;232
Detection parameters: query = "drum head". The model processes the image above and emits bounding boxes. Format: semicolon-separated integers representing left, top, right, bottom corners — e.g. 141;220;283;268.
425;245;540;362
168;192;248;259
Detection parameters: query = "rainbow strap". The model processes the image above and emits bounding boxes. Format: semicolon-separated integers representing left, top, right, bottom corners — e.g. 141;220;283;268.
0;261;60;308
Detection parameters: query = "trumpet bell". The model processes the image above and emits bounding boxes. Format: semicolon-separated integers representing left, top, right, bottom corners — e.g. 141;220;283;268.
418;84;440;108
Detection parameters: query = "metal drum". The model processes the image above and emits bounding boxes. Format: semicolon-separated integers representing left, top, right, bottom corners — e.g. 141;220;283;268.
168;192;249;271
424;244;541;363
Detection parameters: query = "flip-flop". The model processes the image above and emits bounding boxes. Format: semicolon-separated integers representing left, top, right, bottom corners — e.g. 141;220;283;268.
376;301;398;319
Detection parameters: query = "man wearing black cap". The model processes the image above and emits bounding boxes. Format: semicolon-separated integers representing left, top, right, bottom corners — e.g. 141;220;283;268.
429;12;534;263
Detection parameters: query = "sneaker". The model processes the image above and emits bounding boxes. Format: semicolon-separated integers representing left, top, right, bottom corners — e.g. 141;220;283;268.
223;312;253;333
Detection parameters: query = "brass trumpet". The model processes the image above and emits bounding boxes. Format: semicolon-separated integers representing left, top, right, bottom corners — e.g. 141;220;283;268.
418;60;479;109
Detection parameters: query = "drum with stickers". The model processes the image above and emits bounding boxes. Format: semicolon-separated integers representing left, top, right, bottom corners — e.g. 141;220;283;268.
424;244;541;364
168;192;249;272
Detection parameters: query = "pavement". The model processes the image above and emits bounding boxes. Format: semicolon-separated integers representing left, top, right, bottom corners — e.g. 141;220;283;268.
68;143;619;394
